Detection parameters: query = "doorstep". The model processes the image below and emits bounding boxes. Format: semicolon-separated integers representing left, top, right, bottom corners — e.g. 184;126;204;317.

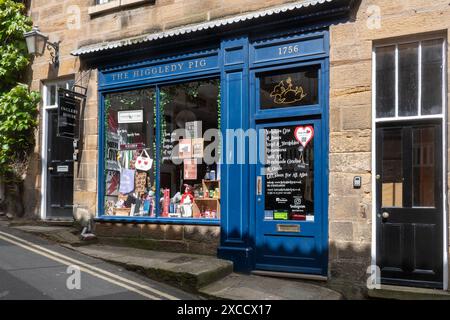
199;273;343;300
368;285;450;300
64;244;233;292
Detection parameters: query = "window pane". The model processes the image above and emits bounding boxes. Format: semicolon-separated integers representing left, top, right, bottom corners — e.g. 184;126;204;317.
103;89;156;217
412;127;435;207
376;46;395;118
160;79;220;219
381;128;403;207
259;66;319;109
422;39;443;115
67;80;75;90
263;124;314;221
47;84;56;106
398;43;419;116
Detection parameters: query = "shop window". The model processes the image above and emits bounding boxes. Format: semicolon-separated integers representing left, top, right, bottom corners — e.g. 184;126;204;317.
103;89;156;217
259;65;319;109
159;79;221;219
102;80;221;220
375;39;444;119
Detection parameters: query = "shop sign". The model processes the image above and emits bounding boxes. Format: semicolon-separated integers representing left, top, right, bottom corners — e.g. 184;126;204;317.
101;54;219;86
118;110;143;124
57;88;84;140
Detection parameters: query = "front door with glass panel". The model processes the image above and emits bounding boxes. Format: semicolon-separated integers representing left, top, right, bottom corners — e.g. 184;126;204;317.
255;119;325;275
46;109;74;219
376;121;443;288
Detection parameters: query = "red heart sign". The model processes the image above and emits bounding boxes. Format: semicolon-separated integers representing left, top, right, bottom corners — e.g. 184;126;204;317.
294;125;314;148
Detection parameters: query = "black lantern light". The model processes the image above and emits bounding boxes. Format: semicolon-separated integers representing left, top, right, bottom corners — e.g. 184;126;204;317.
24;26;60;67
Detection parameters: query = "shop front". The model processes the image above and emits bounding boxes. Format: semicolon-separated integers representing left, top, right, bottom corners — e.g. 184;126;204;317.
91;26;331;276
65;0;359;277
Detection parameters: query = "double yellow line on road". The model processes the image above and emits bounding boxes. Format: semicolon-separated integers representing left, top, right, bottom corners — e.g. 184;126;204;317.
0;230;179;300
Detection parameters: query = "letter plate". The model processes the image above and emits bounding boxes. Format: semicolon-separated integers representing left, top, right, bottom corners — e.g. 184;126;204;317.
277;224;300;233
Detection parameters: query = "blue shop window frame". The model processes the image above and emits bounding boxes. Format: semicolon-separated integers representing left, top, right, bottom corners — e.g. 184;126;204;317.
97;72;223;226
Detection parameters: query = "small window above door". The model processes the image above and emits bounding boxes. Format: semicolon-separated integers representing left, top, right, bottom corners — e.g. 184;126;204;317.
258;65;319;110
375;38;445;119
43;79;75;109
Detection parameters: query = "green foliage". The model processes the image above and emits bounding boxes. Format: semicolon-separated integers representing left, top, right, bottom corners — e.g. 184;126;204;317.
0;84;40;176
0;0;32;90
0;0;40;177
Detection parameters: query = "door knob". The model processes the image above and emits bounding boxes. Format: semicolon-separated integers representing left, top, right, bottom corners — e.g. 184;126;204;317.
48;167;54;171
382;212;389;219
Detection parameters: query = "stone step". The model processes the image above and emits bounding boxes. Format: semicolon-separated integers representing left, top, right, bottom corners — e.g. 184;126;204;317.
65;244;233;292
368;285;450;300
199;273;344;300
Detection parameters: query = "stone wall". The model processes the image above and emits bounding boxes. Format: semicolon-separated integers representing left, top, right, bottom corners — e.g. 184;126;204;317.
328;0;450;296
94;222;220;255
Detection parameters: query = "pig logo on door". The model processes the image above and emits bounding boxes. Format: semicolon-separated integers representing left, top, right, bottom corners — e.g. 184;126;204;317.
294;125;314;148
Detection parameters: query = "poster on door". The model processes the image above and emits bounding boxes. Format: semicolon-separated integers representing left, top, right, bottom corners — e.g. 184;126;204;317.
264;125;314;221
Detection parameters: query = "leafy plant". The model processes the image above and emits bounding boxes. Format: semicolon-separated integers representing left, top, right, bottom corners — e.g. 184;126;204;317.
0;0;40;179
0;84;40;178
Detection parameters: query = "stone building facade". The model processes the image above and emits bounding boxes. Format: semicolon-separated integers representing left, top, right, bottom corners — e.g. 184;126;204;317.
25;0;450;298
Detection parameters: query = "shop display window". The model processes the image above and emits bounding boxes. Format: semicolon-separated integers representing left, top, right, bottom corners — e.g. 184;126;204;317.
104;89;157;217
102;80;221;220
159;79;221;219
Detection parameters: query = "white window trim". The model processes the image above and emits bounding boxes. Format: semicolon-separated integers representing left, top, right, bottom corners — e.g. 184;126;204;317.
371;37;448;290
40;79;74;221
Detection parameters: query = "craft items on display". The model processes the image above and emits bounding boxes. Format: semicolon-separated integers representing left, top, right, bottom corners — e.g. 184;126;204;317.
134;171;147;195
119;168;135;194
106;171;120;196
135;149;153;171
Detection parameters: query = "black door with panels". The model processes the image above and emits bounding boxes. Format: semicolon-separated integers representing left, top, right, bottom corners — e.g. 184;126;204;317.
376;121;443;288
46;109;74;219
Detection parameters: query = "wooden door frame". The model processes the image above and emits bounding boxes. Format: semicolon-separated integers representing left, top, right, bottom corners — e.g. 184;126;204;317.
370;37;448;290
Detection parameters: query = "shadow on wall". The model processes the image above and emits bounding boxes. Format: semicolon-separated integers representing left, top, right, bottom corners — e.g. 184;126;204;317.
21;151;42;219
328;240;371;299
220;225;372;299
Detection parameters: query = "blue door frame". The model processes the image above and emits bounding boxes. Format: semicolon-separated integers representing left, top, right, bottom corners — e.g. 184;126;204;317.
219;31;330;274
254;119;326;275
94;26;330;275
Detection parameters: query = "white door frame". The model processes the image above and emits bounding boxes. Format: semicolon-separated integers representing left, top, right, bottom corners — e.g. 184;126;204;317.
40;80;74;221
370;37;448;290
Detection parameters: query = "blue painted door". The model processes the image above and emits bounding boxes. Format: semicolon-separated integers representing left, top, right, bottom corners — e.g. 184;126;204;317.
255;119;326;275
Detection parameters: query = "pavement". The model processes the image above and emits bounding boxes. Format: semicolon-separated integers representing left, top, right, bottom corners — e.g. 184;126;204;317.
4;220;344;300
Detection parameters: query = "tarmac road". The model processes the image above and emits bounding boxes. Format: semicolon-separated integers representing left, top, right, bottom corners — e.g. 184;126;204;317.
0;223;199;300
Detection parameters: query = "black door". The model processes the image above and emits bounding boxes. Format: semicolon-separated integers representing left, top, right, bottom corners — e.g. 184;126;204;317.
46;110;74;219
376;121;443;288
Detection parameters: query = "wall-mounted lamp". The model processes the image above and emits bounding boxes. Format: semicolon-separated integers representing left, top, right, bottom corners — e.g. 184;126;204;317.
24;26;60;67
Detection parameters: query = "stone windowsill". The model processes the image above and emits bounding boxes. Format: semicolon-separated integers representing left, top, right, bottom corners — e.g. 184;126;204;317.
88;0;150;16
